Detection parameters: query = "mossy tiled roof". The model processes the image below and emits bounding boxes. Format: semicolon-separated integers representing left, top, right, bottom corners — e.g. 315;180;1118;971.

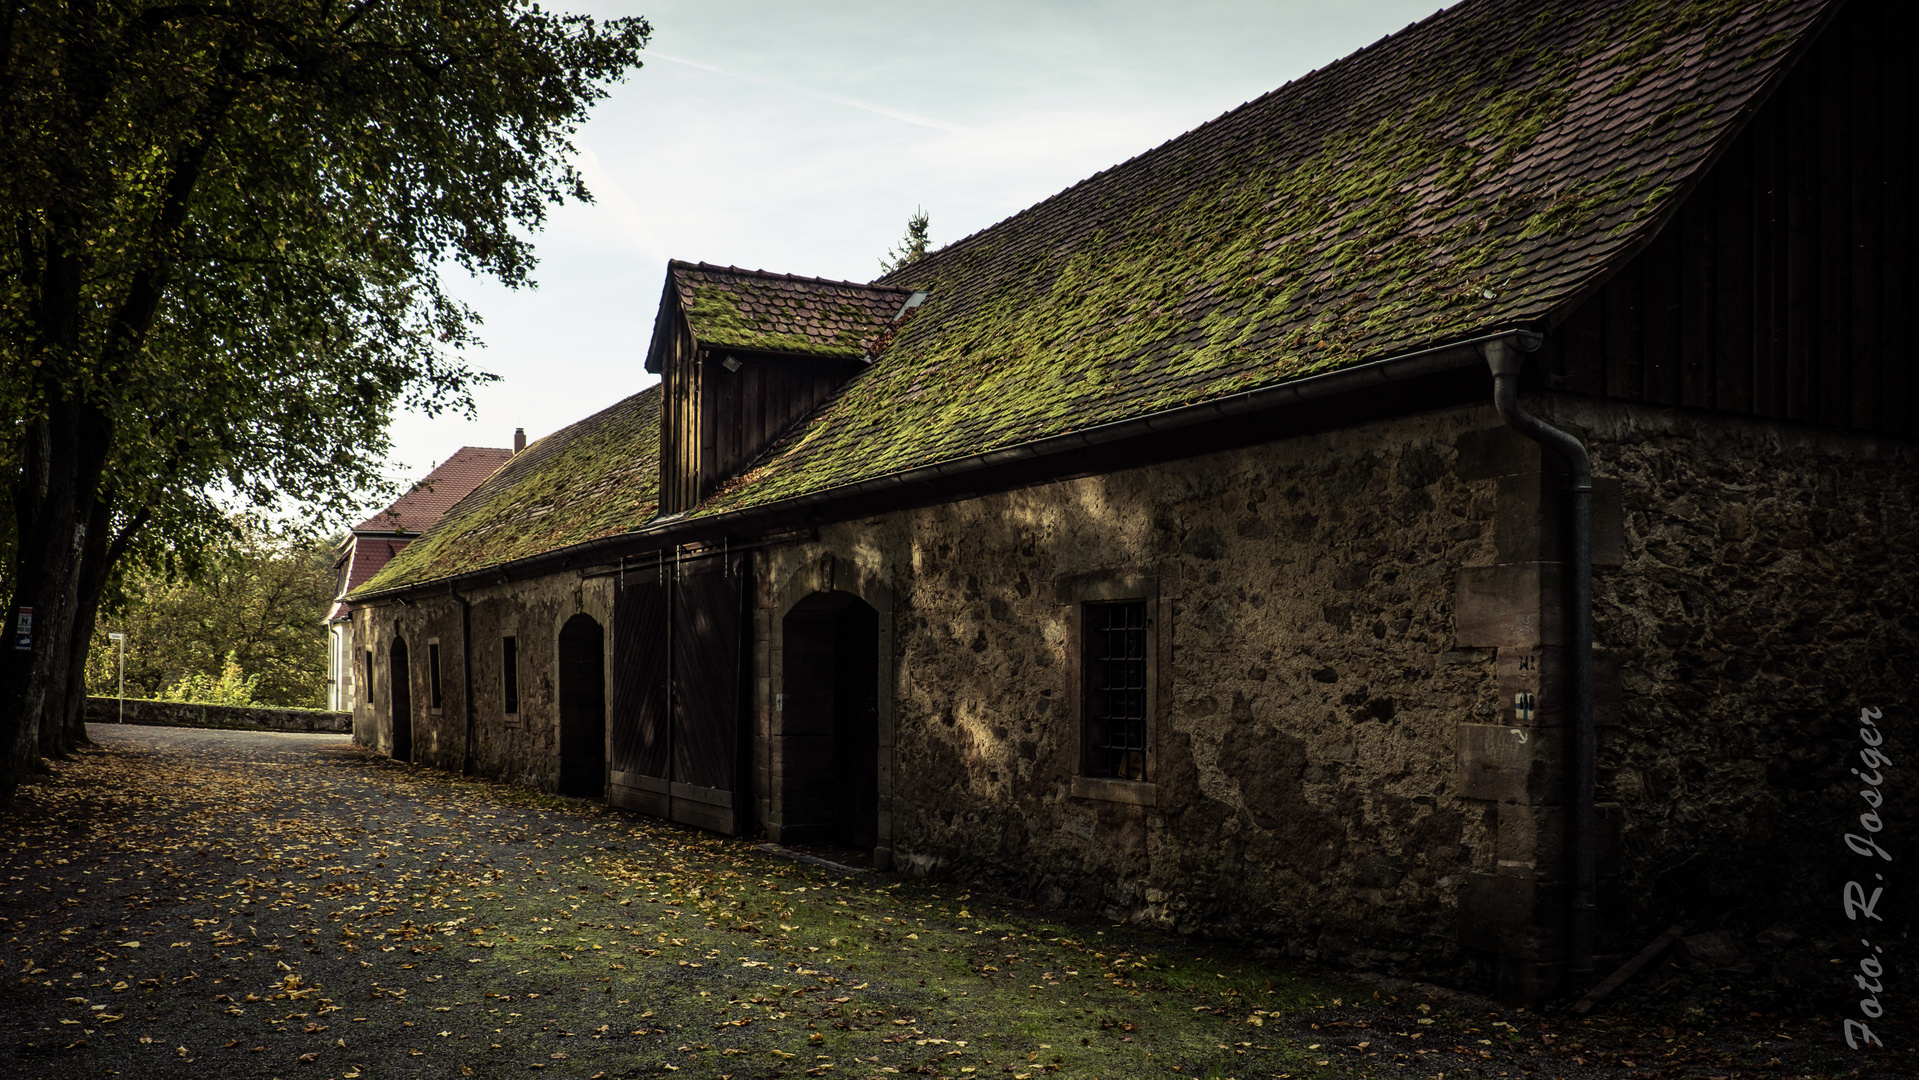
352;0;1835;595
657;261;913;364
351;387;663;595
693;0;1830;514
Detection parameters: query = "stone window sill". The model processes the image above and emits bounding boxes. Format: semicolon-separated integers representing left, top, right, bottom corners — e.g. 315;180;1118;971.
1071;776;1156;806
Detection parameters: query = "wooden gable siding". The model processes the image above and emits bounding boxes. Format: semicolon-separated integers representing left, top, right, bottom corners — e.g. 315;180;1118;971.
1538;0;1911;436
660;310;701;514
704;351;855;501
660;304;863;514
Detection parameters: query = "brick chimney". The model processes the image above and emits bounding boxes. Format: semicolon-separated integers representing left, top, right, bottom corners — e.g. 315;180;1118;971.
513;427;525;454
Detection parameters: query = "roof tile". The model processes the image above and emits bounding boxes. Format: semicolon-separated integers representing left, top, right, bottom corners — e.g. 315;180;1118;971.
355;0;1835;593
351;387;664;596
354;446;512;534
666;262;912;362
689;0;1828;515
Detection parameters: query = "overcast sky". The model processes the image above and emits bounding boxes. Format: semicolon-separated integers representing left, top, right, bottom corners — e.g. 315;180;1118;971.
378;0;1448;507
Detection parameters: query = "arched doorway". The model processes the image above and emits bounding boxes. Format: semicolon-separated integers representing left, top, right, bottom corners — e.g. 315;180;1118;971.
389;637;412;762
558;613;606;799
780;592;880;850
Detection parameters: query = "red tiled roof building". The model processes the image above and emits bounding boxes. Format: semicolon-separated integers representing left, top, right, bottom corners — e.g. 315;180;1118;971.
326;446;513;709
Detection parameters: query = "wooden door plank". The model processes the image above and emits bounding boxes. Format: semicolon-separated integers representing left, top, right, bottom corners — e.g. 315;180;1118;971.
1679;193;1716;410
1782;66;1818;422
672;555;745;832
1815;37;1851;428
1604;255;1643;401
1641;220;1682;407
1847;10;1884;432
1882;0;1914;435
1714;131;1754;417
611;575;671;783
1753;101;1785;419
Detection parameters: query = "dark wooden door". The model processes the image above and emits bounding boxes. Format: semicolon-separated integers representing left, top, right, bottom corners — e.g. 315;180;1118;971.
389;638;412;762
606;554;747;834
831;601;880;849
669;555;744;833
557;614;606;798
609;569;671;819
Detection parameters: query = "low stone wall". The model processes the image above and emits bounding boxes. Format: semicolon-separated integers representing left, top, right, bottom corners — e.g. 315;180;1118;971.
84;697;351;734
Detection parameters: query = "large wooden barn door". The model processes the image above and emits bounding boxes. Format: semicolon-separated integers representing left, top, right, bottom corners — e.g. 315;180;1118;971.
606;552;748;834
669;556;745;832
609;564;671;818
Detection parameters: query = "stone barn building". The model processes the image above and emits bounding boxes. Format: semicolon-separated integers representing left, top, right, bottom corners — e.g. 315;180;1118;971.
348;0;1914;1001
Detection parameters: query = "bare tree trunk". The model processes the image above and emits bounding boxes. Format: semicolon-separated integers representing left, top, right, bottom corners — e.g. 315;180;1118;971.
2;400;111;799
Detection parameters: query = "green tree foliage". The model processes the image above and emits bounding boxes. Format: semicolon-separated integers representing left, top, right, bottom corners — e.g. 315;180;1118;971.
84;524;337;709
0;1;650;796
879;206;932;273
157;652;262;708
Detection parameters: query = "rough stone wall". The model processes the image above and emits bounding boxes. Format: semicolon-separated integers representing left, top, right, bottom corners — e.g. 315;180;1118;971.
759;403;1509;978
1565;399;1918;945
757;394;1915;986
350;574;616;792
344;392;1915;991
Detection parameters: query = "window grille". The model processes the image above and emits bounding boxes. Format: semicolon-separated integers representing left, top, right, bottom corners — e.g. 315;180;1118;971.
1084;600;1148;781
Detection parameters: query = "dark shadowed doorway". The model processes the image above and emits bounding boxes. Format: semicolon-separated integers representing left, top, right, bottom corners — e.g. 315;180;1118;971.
389;637;412;762
780;592;880;850
558;613;607;799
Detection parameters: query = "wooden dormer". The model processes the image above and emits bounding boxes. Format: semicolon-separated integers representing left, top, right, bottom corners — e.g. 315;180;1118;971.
645;262;918;515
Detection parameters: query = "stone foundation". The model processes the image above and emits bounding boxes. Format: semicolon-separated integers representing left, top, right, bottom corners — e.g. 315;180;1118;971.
83;697;350;733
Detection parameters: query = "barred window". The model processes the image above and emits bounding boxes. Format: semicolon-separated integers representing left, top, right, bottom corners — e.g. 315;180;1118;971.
428;642;443;710
1083;600;1149;781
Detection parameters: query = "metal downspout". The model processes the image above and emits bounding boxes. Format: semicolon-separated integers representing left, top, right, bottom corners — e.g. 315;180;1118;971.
453;587;475;776
1482;337;1596;996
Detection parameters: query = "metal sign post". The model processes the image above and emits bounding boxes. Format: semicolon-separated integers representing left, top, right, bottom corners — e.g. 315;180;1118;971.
107;632;125;723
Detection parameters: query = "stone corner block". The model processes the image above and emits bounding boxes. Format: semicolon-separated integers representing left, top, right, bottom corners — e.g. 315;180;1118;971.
1460;872;1568;962
1494;646;1624;727
1455;563;1566;648
1457;722;1564;804
1498;956;1567;1008
1455;427;1558;482
1491;474;1625;566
